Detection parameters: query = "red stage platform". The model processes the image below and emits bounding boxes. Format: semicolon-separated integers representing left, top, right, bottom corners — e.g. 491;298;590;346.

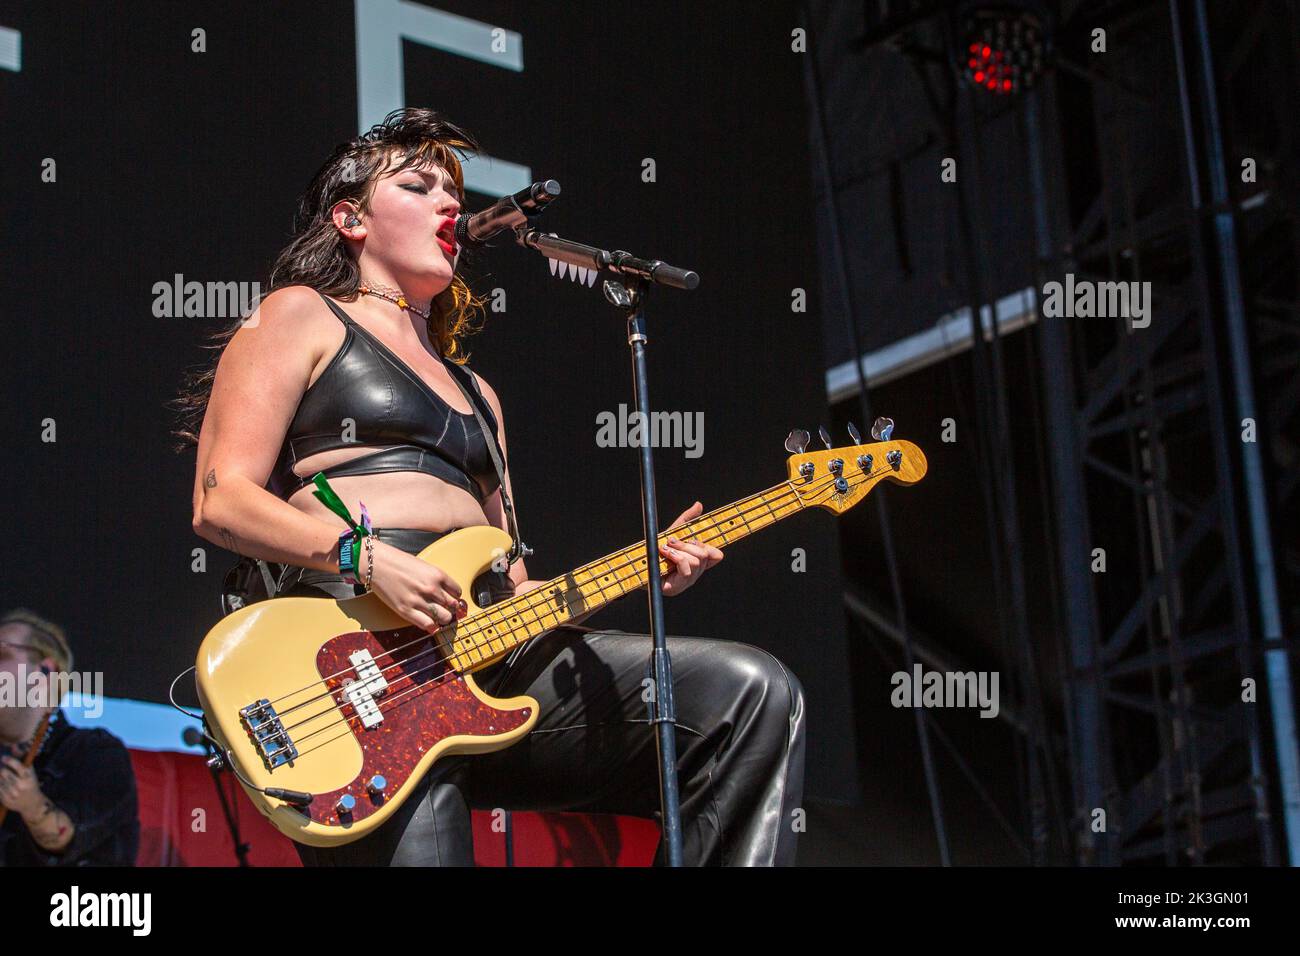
128;749;660;866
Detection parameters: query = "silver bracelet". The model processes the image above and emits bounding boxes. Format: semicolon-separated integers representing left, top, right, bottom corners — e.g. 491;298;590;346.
363;534;376;592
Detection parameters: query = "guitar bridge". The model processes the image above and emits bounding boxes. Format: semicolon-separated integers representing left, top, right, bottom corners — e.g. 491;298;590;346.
239;698;298;770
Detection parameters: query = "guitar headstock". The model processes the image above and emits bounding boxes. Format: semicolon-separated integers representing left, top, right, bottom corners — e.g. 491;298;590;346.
784;419;928;515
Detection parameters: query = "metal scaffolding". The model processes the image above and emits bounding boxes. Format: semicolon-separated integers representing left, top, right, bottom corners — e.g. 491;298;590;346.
821;0;1299;864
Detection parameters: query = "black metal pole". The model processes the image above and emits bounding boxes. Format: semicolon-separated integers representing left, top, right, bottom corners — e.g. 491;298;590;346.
947;66;1062;867
610;276;685;866
1172;0;1300;864
1166;0;1276;865
201;735;250;866
800;0;951;864
1023;84;1112;866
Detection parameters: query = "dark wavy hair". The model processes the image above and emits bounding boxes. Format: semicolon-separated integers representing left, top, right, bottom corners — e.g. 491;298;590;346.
170;107;486;450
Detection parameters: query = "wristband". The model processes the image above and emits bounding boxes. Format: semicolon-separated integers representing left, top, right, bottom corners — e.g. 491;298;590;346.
338;528;362;584
312;474;374;584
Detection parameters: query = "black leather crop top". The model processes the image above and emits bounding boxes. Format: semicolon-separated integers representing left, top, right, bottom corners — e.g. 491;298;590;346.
265;292;503;504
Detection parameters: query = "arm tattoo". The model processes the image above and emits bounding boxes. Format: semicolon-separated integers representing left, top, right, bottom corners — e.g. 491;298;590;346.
206;469;242;555
219;527;242;556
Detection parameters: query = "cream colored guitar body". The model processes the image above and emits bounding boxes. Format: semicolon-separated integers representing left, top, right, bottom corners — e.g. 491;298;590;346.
196;526;534;847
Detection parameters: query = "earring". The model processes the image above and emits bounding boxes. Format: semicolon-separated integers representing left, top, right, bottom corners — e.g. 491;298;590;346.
345;215;361;228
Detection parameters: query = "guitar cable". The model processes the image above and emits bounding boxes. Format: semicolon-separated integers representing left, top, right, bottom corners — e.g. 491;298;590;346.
168;666;316;808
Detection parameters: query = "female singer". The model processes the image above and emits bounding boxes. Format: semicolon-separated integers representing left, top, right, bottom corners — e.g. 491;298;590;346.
175;108;805;866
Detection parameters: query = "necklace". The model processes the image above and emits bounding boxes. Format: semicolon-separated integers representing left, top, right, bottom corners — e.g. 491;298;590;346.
357;280;432;321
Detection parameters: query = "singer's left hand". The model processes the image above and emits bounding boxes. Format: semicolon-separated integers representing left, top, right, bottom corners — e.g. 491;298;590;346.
658;501;724;597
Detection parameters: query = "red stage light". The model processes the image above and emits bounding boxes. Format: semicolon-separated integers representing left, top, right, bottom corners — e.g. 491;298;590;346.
959;5;1048;97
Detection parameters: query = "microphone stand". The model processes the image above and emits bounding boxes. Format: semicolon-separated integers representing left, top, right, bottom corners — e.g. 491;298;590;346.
191;727;251;866
514;221;699;866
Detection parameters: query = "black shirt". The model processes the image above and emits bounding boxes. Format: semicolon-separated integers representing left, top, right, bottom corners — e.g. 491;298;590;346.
0;710;139;867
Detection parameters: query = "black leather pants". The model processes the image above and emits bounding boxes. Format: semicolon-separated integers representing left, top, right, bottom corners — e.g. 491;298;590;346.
278;528;807;867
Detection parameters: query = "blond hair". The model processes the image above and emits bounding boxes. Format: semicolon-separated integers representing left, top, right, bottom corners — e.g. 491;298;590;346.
0;608;73;672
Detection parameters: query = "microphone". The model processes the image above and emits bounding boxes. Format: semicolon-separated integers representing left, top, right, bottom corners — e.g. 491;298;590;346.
455;180;561;249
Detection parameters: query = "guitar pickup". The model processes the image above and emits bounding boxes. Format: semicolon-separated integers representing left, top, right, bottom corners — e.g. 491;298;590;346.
343;649;390;730
348;649;390;696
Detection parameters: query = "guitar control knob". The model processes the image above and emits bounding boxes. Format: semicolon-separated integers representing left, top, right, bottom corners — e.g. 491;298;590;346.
335;794;357;815
887;449;903;470
857;453;874;472
367;775;388;797
799;461;815;481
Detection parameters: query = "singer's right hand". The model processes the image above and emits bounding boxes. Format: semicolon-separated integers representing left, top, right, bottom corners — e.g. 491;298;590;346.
364;538;465;632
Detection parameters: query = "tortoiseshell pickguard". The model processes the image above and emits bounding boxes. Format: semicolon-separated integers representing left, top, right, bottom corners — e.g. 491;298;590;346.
291;625;530;828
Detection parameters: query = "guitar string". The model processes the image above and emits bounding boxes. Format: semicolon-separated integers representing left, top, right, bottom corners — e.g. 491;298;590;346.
265;475;820;742
261;467;842;714
270;478;826;759
261;460;872;726
262;462;891;750
261;465;892;759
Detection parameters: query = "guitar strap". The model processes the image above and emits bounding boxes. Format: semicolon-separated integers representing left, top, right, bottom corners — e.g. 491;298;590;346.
441;358;531;567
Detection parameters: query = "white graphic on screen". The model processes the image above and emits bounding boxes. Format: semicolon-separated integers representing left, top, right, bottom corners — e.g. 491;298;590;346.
355;0;530;196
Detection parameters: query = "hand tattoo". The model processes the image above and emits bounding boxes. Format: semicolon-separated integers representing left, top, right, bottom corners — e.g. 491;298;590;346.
28;798;74;851
205;468;217;489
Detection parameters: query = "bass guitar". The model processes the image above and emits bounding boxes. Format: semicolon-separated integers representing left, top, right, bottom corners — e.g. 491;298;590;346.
194;427;927;846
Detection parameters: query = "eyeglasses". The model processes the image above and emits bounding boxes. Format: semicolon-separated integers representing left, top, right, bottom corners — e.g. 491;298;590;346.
0;641;47;657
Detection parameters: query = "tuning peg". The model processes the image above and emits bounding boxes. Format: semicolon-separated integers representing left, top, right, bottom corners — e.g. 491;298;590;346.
784;429;810;454
818;425;832;449
847;421;862;444
871;417;895;441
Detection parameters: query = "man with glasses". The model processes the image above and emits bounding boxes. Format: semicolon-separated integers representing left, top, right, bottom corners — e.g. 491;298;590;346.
0;608;139;866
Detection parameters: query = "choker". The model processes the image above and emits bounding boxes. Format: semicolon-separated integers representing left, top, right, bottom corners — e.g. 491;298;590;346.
357;280;432;321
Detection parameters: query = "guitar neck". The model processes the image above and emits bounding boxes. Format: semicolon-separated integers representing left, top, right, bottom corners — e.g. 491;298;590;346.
452;479;807;670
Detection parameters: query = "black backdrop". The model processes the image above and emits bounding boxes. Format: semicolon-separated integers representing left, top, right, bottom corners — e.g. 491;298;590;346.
1;1;859;803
